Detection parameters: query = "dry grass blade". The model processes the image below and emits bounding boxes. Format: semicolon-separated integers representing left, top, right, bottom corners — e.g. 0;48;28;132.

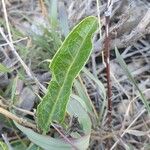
110;108;146;150
0;0;149;149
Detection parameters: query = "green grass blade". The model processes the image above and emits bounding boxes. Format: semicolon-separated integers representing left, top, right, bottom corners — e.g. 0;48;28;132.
36;16;98;133
82;67;106;123
115;47;150;113
82;67;106;100
50;0;58;28
58;2;69;37
0;141;8;150
74;79;95;116
0;63;11;73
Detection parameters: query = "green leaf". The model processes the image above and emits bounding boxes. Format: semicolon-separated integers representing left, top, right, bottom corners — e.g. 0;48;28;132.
82;68;106;100
0;141;8;150
74;79;97;117
15;99;91;150
0;63;11;73
115;47;150;113
68;98;91;134
36;16;98;133
82;68;106;123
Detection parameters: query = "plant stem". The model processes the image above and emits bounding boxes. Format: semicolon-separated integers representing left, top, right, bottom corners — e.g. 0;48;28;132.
104;0;113;126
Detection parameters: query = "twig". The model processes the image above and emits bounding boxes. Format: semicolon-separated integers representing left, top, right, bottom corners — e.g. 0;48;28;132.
0;107;37;130
0;98;35;116
0;37;28;47
12;106;35;116
104;0;114;126
52;123;79;150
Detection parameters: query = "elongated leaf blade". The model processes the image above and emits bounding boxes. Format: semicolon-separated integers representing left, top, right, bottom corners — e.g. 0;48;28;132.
115;47;150;113
82;68;106;100
74;79;95;116
82;68;106;123
50;0;58;29
36;16;98;133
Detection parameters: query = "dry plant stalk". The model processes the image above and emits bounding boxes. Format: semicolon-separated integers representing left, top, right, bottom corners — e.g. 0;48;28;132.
0;107;37;130
104;0;114;125
39;0;48;17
